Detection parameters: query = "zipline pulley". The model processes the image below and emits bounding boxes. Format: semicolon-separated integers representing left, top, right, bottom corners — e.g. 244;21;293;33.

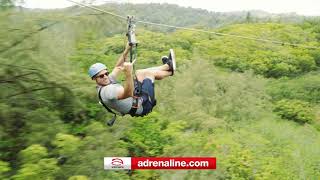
127;16;138;64
127;15;137;47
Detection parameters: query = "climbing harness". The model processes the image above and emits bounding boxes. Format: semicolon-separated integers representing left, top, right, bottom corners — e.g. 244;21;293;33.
98;87;118;126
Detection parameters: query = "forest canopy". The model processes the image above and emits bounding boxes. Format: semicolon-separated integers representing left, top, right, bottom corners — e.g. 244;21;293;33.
1;2;320;179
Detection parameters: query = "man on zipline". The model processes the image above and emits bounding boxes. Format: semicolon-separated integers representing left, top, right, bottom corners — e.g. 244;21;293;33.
88;43;176;117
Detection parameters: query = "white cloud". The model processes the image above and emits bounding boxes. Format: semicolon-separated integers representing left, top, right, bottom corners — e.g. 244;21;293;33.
24;0;74;9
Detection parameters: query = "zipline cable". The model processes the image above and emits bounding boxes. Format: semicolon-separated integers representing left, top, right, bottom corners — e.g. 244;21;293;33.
65;0;320;50
67;0;127;20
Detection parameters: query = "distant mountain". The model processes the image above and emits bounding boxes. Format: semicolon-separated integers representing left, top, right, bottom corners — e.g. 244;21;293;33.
72;3;315;28
18;2;318;30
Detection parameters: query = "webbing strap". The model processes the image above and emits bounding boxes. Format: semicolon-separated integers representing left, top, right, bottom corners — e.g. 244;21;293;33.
98;87;117;126
128;96;139;116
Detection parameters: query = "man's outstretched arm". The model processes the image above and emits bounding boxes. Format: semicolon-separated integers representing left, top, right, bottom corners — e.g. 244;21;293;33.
111;44;132;79
115;43;131;67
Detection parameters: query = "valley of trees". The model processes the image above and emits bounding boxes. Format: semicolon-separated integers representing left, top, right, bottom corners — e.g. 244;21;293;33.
1;1;320;179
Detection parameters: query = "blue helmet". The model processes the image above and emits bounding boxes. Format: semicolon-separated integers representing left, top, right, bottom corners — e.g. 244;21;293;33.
88;63;107;78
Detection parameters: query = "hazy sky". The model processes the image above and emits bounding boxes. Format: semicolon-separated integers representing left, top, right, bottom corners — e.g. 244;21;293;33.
23;0;320;16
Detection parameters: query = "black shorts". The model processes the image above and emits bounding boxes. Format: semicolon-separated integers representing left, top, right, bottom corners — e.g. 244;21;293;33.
138;78;156;115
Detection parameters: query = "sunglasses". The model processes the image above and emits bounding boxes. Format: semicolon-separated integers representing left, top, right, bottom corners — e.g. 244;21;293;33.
97;72;109;78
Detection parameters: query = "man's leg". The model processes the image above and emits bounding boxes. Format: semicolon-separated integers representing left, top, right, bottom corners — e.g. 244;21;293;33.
145;64;170;71
136;49;176;82
135;67;172;82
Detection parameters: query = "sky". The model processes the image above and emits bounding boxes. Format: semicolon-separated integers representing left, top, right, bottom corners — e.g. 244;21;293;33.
23;0;320;16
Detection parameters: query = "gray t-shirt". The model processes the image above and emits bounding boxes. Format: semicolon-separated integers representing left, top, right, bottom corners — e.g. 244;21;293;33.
97;75;143;115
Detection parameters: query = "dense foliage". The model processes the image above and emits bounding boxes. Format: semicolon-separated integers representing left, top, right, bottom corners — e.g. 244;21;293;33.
1;2;320;179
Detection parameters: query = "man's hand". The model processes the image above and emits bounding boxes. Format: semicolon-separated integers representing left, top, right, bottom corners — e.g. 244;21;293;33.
123;62;133;75
111;42;133;81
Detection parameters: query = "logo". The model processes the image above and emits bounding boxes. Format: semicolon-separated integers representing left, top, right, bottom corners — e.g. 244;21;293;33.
111;158;124;168
104;157;131;170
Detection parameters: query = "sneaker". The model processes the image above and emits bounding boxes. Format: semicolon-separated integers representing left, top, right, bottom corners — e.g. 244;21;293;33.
161;56;169;65
168;49;176;75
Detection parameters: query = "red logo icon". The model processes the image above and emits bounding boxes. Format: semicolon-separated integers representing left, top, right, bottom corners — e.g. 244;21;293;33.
111;158;124;168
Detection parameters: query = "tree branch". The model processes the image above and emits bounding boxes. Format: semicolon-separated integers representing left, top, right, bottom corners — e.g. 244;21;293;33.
0;21;59;53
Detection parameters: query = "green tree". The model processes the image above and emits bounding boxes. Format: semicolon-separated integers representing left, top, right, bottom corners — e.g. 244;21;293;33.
224;149;253;180
0;160;11;179
267;72;320;103
24;108;67;145
0;0;14;9
274;99;315;124
246;12;252;23
120;112;171;157
12;158;59;180
13;145;59;180
68;175;89;180
18;144;48;164
52;133;82;157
